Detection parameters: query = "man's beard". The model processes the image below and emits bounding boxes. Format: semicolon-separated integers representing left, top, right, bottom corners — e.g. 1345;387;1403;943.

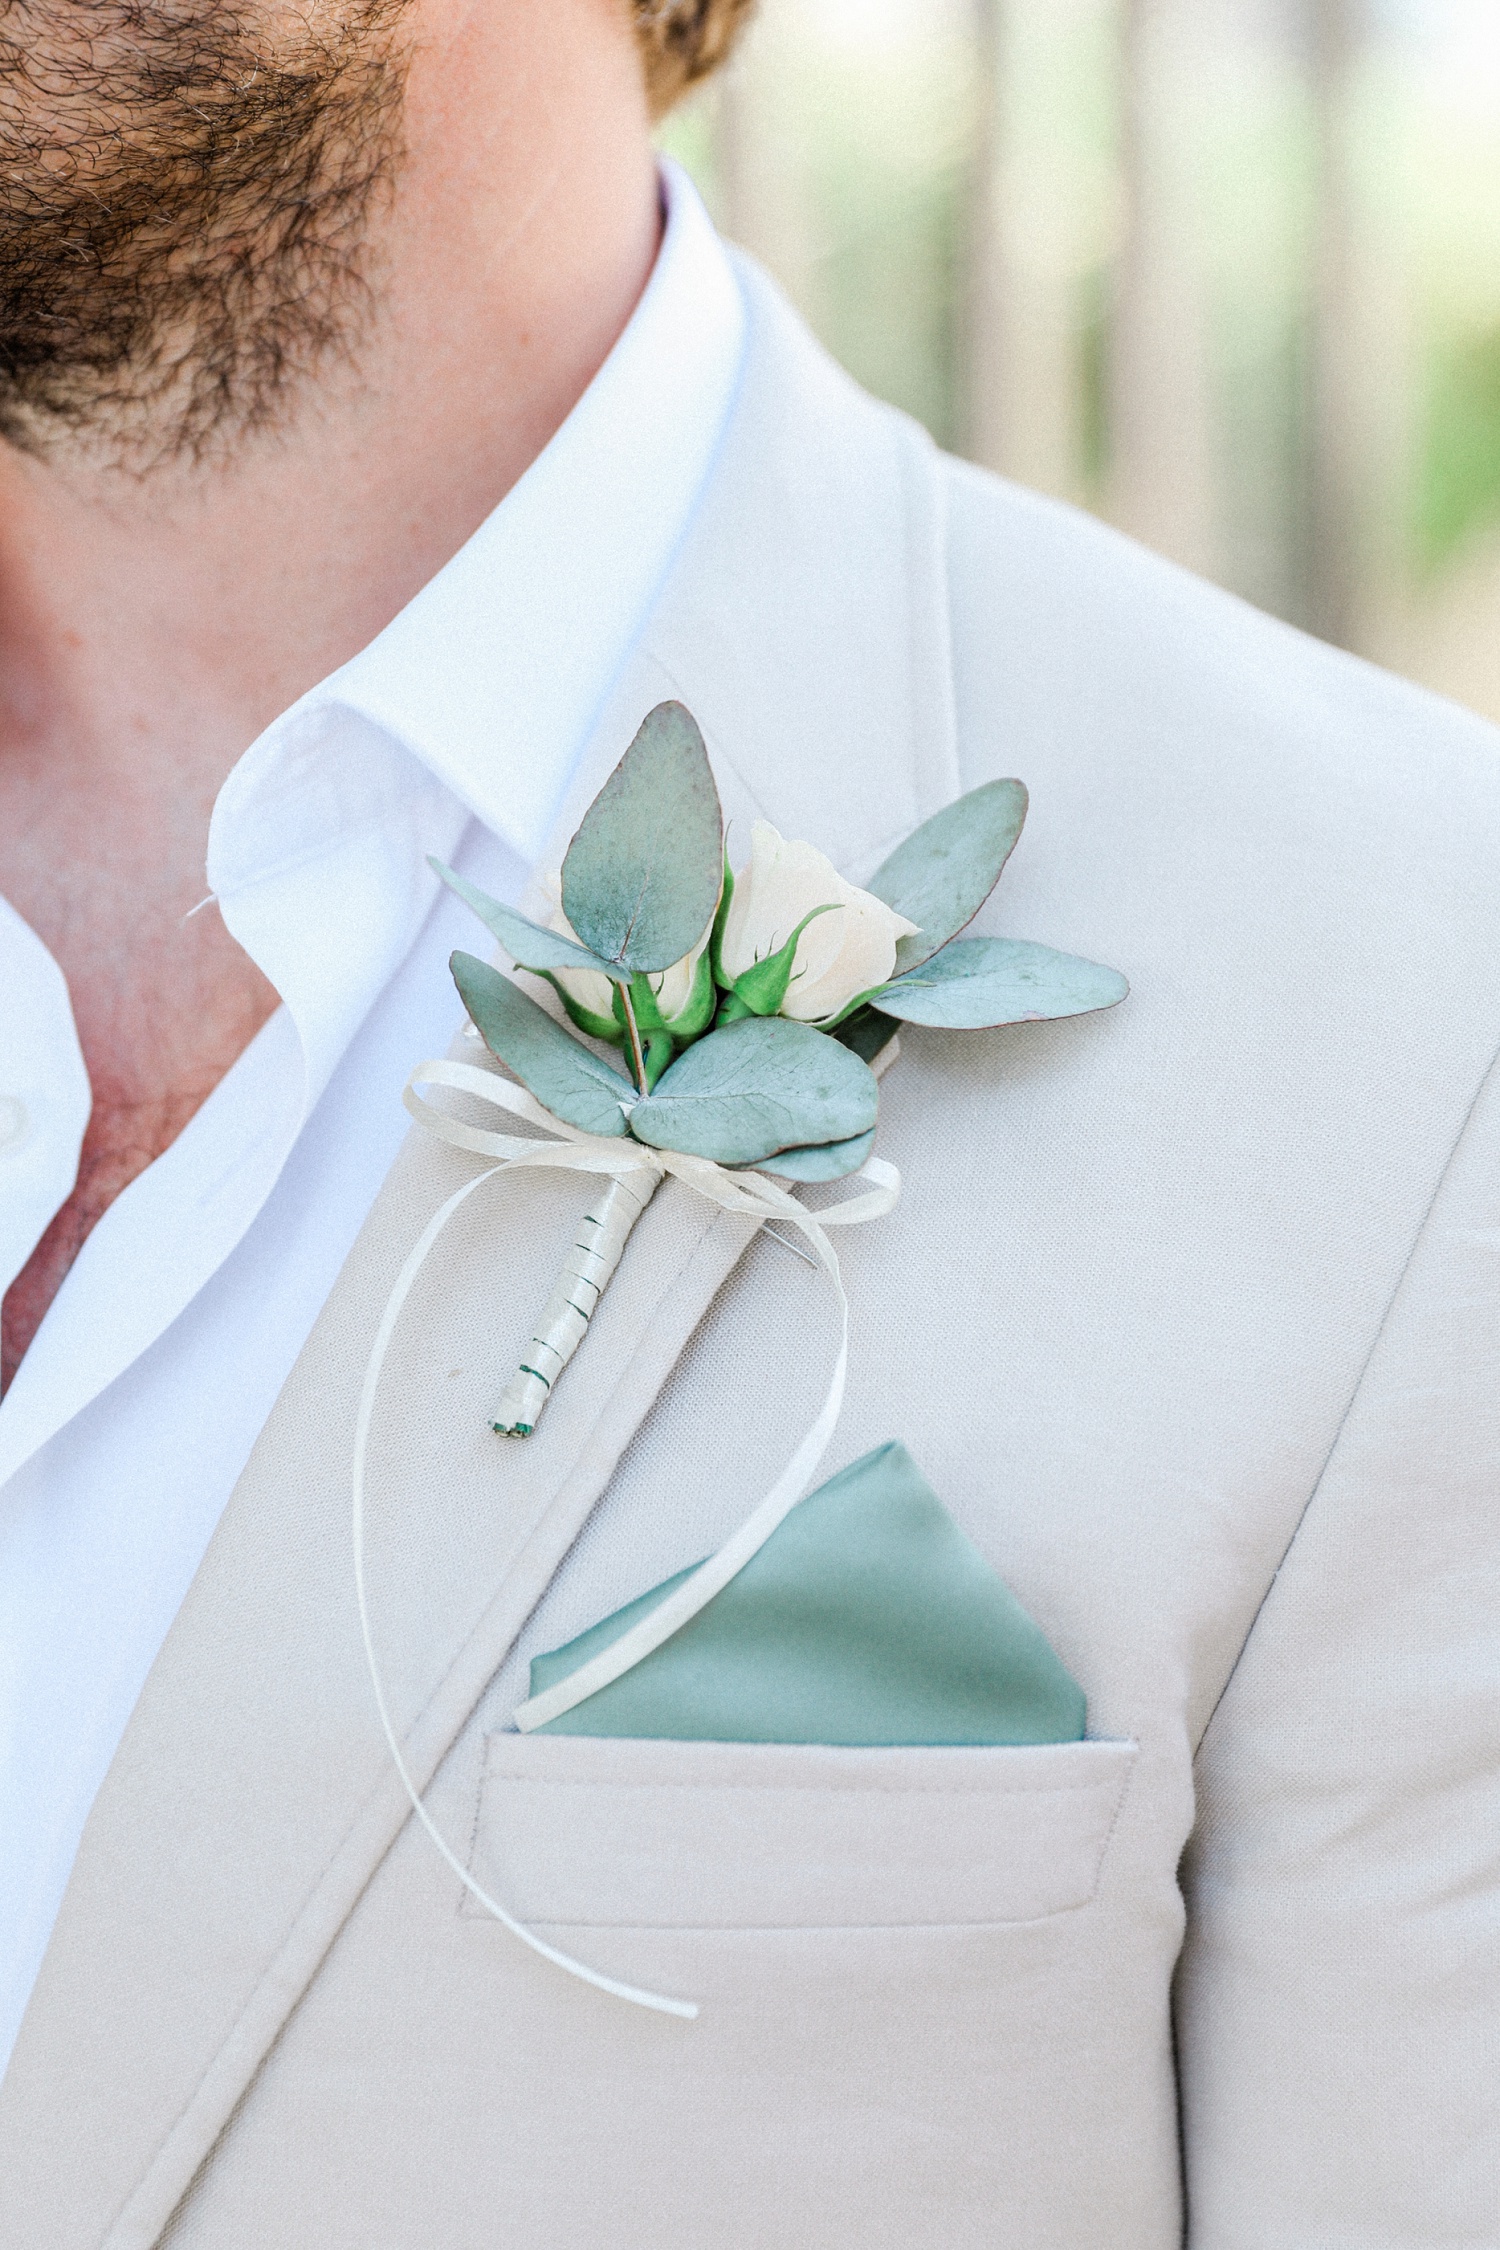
0;3;413;467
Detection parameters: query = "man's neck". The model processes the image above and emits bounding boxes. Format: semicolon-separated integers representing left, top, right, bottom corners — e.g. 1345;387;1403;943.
0;8;660;814
0;0;662;1386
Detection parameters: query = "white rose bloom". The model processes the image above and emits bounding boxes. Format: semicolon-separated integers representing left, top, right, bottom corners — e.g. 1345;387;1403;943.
720;822;920;1022
541;875;707;1025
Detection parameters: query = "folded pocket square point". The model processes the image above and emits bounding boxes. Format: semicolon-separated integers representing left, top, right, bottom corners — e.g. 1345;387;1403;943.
527;1441;1086;1747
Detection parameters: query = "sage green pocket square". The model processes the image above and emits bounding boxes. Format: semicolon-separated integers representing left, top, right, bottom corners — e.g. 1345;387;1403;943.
528;1441;1086;1746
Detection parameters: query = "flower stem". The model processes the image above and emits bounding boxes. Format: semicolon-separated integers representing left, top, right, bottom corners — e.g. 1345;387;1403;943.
619;981;649;1094
491;1171;661;1436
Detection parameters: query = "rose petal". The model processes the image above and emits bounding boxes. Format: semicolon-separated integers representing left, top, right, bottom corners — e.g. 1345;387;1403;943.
723;822;918;1021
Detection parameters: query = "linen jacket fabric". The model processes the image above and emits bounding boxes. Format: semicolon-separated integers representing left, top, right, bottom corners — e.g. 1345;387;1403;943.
4;259;1499;2250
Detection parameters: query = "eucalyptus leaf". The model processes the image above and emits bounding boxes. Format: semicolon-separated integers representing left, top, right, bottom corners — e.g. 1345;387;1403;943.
870;935;1128;1029
867;779;1028;973
451;953;635;1138
754;1128;876;1182
431;860;627;984
561;702;724;975
630;1017;879;1165
832;1005;901;1066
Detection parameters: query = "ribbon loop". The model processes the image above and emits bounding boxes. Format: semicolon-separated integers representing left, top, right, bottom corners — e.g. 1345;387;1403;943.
354;1053;899;2019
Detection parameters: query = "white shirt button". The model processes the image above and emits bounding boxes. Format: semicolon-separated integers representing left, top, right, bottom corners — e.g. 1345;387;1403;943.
0;1096;28;1152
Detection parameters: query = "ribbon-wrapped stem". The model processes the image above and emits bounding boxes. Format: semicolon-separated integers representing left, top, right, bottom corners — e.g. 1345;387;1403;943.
491;1169;661;1436
368;1056;898;2016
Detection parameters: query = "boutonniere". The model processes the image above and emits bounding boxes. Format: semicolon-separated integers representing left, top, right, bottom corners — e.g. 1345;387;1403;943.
421;700;1126;1435
355;701;1129;2017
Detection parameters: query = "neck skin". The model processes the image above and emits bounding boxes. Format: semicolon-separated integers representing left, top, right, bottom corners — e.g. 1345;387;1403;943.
0;0;661;1388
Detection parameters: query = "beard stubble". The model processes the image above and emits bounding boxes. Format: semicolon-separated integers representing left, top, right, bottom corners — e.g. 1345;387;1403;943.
0;1;414;467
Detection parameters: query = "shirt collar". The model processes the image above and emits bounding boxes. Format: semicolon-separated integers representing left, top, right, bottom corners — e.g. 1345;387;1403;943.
209;158;746;894
0;162;746;1480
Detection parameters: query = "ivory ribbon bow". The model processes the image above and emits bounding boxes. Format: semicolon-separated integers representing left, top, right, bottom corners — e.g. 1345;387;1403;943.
353;1056;899;2019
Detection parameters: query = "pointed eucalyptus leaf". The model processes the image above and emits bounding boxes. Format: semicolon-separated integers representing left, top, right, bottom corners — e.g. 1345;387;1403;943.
868;779;1028;973
561;702;724;975
450;953;634;1138
629;1017;879;1165
870;935;1128;1029
753;1128;876;1182
431;860;627;984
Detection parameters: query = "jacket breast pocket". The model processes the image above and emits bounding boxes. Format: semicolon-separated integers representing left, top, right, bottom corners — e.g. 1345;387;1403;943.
457;1732;1167;2250
466;1732;1138;1929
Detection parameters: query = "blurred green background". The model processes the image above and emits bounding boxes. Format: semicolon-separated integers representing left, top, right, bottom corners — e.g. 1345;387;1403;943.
662;0;1500;723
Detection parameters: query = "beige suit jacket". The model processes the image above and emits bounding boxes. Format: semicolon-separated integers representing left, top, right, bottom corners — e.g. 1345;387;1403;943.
4;262;1499;2250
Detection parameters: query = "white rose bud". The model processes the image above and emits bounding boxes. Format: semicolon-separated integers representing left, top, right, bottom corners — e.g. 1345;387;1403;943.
720;821;919;1022
646;927;710;1023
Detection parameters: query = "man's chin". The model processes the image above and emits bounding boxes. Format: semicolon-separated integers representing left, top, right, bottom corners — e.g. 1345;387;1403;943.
0;0;414;469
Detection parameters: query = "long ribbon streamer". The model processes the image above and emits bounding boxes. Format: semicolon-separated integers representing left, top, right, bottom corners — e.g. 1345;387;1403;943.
353;1056;898;2018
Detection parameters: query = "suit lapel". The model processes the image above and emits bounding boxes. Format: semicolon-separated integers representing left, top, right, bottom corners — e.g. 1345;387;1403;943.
0;266;954;2249
522;261;960;909
615;260;961;876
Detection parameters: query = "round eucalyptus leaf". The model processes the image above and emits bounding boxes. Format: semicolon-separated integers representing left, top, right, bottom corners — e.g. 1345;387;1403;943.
753;1128;876;1182
630;1017;879;1164
871;935;1128;1029
451;953;635;1138
562;702;724;975
867;779;1028;973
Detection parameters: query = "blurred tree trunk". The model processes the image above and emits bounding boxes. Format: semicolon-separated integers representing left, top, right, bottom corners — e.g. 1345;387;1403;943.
962;0;1089;502
1306;0;1361;648
1106;0;1219;576
713;1;816;303
961;0;1006;467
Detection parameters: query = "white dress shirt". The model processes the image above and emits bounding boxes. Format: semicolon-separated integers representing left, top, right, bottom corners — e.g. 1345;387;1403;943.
0;162;746;2078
